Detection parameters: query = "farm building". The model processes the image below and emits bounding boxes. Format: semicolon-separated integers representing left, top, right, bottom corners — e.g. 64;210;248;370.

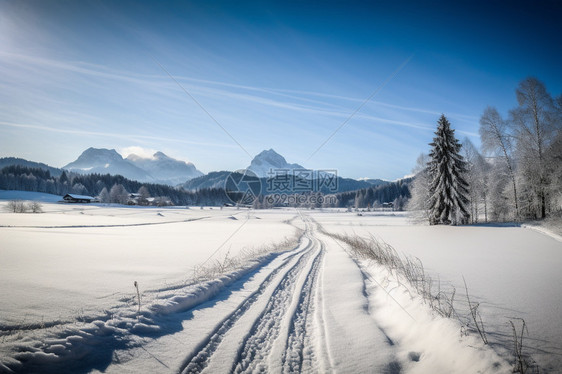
62;194;98;203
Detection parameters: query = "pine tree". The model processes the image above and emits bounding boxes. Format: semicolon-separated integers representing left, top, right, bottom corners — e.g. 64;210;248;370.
427;115;470;225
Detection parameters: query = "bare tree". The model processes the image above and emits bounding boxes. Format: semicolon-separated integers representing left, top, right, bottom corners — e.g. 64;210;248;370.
487;164;511;221
6;200;28;213
509;77;559;218
406;153;431;223
154;196;172;206
137;186;150;206
555;94;562;117
29;201;43;213
545;129;562;212
98;187;110;203
72;183;87;195
109;184;129;204
6;200;19;213
479;106;519;219
463;138;490;223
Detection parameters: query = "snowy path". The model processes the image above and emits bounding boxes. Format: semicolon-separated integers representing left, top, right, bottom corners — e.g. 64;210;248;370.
140;217;400;373
97;216;506;374
176;220;327;373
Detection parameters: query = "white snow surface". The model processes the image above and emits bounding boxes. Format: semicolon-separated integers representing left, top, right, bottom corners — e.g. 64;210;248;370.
311;210;562;372
0;203;559;373
0;190;62;203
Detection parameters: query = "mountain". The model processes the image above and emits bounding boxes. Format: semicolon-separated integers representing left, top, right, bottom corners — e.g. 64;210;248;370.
182;171;374;194
180;148;375;194
358;178;389;187
247;149;305;178
63;148;152;182
126;151;203;185
181;171;232;190
63;148;203;185
0;157;63;177
9;147;388;193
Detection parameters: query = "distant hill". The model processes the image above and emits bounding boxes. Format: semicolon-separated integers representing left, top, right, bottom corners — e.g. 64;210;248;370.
181;170;375;194
0;190;62;202
360;178;388;187
181;171;233;190
0;157;63;177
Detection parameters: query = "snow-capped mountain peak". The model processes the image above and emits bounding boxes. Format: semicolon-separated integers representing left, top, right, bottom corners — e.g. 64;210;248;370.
153;151;168;159
247;149;305;178
63;148;203;185
73;147;123;165
126;151;203;185
63;148;152;182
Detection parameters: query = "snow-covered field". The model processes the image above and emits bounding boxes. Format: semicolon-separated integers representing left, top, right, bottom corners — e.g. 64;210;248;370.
0;193;560;373
311;210;562;372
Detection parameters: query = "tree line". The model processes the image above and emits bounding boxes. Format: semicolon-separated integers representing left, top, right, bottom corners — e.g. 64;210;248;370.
1;163;413;209
409;77;561;224
332;179;411;210
0;165;231;206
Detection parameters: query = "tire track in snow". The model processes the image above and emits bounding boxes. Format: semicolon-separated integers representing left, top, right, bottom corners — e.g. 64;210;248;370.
281;237;324;373
178;239;313;374
231;238;321;373
313;241;336;373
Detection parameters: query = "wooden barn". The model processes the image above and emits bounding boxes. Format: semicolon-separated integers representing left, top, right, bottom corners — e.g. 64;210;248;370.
62;194;97;203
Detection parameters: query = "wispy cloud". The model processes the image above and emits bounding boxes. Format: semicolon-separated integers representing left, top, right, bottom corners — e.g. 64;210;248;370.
1;50;477;125
120;146;158;159
0;121;237;149
1;51;440;146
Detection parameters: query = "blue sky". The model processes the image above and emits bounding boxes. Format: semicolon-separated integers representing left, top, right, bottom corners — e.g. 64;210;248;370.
1;0;561;180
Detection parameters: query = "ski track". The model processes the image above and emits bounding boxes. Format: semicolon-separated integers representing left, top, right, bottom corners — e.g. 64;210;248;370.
178;234;314;373
281;237;324;373
177;218;336;374
177;216;393;374
232;237;322;373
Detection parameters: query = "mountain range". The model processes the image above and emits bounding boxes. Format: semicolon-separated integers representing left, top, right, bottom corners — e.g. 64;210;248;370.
181;148;387;193
63;148;203;185
1;147;389;192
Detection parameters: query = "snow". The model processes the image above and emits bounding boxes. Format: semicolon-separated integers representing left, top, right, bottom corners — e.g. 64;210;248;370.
0;204;295;327
0;203;559;373
0;190;62;203
317;231;396;372
522;222;562;242
311;210;562;372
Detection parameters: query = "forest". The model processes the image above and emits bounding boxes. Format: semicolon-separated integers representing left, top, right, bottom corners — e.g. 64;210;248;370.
0;164;412;209
0;165;230;206
409;77;562;223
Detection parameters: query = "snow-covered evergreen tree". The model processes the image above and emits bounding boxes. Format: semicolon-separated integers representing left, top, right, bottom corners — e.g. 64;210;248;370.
427;115;470;225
